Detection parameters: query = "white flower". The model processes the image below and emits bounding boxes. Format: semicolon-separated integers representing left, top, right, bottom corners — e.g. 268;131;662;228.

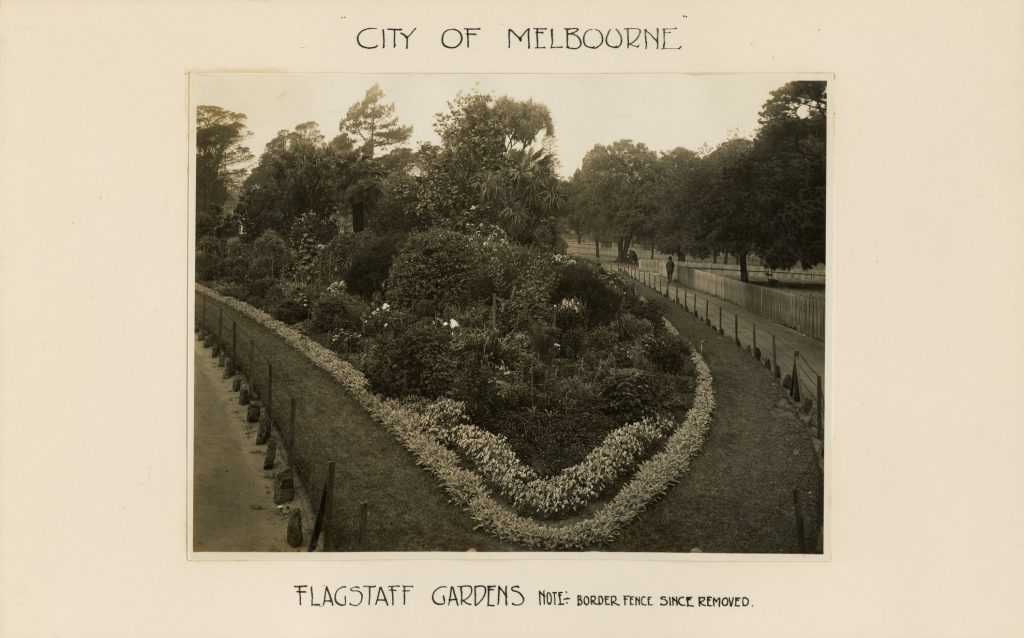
448;319;460;329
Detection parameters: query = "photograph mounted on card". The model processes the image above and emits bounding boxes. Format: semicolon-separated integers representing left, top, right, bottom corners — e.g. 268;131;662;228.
188;72;829;556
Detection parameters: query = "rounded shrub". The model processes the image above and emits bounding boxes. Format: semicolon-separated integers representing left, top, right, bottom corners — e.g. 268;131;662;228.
343;233;400;300
362;316;457;399
550;263;622;326
386;228;491;316
599;368;659;422
309;285;369;335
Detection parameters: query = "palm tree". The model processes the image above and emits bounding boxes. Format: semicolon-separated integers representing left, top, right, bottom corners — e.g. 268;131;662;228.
481;147;564;243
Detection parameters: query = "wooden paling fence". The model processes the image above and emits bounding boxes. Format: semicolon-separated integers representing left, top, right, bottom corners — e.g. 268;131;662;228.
663;266;825;340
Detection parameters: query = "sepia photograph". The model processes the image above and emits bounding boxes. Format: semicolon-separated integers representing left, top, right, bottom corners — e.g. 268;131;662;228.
190;73;828;553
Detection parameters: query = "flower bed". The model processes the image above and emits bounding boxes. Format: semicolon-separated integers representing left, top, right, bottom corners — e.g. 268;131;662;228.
422;400;677;517
198;284;715;549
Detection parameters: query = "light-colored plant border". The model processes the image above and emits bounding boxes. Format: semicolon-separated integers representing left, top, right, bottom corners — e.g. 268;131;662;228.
423;402;678;517
197;284;715;549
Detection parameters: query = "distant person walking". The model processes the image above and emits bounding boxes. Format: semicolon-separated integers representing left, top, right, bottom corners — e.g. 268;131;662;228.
666;255;675;282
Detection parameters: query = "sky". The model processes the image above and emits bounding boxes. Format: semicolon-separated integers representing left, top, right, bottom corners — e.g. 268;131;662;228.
192;73;805;177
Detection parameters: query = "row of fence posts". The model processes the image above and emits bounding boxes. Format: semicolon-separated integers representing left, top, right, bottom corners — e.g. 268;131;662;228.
197;292;372;552
619;263;824;552
620;264;825;441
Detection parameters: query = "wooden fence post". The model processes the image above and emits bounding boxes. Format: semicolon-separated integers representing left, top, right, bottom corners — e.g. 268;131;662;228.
289;397;296;448
793;489;806;553
790;351;802;402
718;306;723;332
324;461;335;551
705;299;710;322
734;314;739;344
816;375;824;439
772;335;779;377
358;502;369;550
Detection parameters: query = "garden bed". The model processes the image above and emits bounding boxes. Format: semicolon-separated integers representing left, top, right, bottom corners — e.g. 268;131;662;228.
197;280;715;549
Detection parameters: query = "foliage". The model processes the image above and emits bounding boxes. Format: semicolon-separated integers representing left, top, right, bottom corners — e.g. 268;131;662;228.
600;368;659;422
385;228;491;316
342;232;400;300
487;409;619;477
550;262;622;326
750;81;827;270
248;230;294;280
196;105;252;238
339;83;413;157
363;315;457;399
413;92;563;247
309;283;369;334
266;280;310;324
569;140;663;260
235;122;351;239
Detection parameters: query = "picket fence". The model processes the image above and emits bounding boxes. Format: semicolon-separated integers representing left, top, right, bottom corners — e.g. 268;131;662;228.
657;266;826;340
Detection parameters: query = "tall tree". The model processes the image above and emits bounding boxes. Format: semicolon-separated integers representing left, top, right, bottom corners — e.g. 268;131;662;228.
653;146;702;259
570;140;662;261
415;91;561;244
750;81;827;270
338;85;412;231
195;105;252;237
235;122;350;240
339;83;412;158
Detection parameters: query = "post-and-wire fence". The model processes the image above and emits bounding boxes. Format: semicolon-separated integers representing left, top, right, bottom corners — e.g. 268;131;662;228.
195;290;372;552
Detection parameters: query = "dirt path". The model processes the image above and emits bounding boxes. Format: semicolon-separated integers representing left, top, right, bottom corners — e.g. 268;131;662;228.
192;337;314;552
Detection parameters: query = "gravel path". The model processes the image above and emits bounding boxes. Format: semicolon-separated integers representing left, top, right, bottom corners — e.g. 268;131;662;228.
192;337;313;552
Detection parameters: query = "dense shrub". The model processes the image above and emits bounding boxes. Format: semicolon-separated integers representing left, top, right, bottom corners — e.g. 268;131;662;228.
220;238;252;282
247;276;276;301
640;333;690;373
248;230;294;280
550;263;622;326
309;284;369;334
195;250;221;281
486;409;618;476
265;280;310;324
313;232;362;287
599;368;658;422
363;317;457;399
343;233;400;300
622;291;664;327
386;228;491;316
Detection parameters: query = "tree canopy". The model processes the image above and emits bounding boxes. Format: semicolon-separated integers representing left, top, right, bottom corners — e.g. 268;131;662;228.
196;105;253;237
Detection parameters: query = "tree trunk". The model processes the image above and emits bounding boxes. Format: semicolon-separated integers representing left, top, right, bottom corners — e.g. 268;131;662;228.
617;235;632;262
738;251;749;283
712;253;717;264
352;202;366;233
649;245;654;259
595;237;600;259
576;231;583;244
